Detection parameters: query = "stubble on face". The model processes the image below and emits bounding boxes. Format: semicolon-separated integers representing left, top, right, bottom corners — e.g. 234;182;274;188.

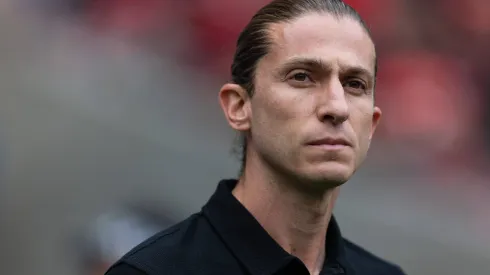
246;13;380;188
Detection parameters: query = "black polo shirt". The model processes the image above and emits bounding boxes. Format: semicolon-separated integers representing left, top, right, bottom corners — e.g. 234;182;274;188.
105;179;405;275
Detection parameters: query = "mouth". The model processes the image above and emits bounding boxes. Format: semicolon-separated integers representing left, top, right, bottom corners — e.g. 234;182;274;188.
307;137;352;148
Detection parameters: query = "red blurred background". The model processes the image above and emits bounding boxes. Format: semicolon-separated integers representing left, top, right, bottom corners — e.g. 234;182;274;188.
2;1;489;275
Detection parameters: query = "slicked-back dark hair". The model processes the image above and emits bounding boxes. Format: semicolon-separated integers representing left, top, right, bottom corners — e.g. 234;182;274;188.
231;0;375;175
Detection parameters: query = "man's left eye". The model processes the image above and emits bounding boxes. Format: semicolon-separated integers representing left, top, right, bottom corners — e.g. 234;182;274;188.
343;80;366;91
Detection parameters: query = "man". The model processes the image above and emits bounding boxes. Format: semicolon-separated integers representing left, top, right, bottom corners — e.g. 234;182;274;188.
106;0;405;274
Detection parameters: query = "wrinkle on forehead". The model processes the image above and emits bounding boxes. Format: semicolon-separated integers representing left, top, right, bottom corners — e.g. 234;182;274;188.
262;13;375;74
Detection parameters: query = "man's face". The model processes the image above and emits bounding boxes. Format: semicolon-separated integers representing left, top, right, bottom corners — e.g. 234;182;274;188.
221;13;381;189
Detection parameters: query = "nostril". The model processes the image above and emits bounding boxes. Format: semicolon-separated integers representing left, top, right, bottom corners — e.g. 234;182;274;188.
323;113;349;125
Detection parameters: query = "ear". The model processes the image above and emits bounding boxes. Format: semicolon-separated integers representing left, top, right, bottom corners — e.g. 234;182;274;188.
369;106;382;140
218;83;251;132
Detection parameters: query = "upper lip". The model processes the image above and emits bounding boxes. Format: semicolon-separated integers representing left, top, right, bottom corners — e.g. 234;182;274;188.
307;137;352;147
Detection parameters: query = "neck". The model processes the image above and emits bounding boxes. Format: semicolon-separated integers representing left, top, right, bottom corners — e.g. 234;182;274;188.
233;157;339;275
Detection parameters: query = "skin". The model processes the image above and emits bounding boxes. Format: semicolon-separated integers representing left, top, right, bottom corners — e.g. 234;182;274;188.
219;12;381;275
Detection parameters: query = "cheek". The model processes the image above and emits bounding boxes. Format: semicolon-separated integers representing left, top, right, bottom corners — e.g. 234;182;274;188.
252;99;296;146
253;88;311;128
250;90;312;157
351;107;375;149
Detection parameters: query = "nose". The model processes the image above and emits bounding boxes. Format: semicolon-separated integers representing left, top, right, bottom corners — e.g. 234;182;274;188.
316;80;349;125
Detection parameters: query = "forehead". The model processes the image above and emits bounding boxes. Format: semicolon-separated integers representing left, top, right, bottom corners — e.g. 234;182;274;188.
263;13;375;73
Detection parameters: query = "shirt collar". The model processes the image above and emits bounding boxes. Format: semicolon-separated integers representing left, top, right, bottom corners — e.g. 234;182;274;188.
202;179;352;275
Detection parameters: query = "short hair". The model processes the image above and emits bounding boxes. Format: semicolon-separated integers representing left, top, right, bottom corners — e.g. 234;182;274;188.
231;0;375;175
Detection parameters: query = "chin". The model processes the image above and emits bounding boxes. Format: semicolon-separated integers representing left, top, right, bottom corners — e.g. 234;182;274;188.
300;162;355;188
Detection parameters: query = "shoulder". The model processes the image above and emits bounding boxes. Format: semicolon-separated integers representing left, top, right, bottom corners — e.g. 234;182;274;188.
105;212;233;275
104;218;188;275
105;263;146;275
113;213;203;274
343;238;406;275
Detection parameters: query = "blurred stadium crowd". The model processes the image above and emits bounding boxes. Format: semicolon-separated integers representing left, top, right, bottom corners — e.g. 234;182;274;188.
1;0;489;275
29;0;490;171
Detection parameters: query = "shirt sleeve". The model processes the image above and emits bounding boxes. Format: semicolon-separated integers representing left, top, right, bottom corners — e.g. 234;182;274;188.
395;265;407;275
105;263;147;275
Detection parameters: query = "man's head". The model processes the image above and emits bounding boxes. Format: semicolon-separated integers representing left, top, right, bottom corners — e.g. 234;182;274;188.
219;0;381;190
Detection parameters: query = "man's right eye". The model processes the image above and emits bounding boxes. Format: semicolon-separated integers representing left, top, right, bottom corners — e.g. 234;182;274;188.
286;71;314;87
291;73;310;82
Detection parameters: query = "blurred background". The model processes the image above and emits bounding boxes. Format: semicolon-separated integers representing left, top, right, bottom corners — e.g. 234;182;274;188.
1;0;489;274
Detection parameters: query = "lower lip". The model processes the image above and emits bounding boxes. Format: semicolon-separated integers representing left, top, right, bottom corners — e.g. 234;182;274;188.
309;144;349;150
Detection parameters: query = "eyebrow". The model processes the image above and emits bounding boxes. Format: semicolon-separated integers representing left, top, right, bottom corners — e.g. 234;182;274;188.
276;57;375;82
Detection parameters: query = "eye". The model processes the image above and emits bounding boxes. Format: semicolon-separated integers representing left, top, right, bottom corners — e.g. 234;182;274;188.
286;71;314;87
343;79;367;94
292;72;310;82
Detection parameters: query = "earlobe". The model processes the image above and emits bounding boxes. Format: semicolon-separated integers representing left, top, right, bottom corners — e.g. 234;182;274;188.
218;83;251;132
370;106;382;139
